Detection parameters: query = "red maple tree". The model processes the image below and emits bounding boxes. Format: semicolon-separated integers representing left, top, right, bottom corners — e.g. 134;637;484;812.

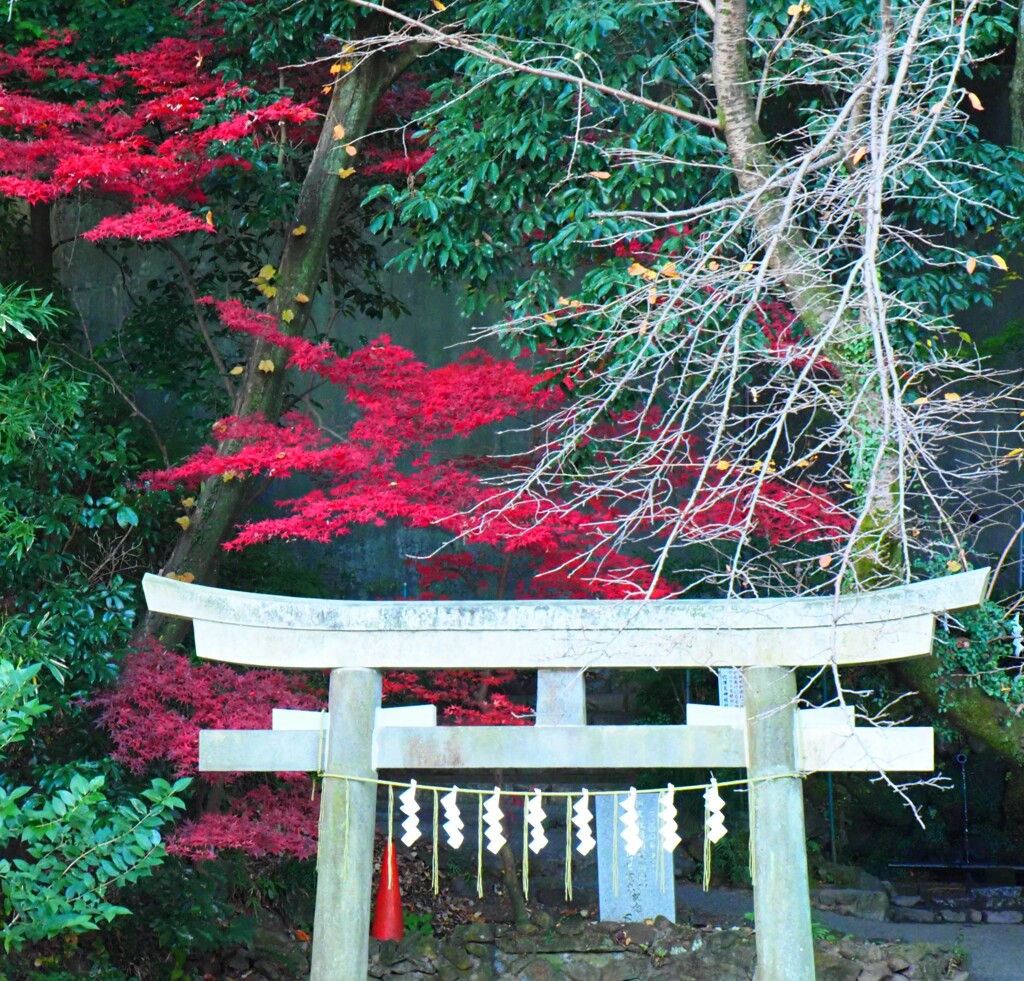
96;300;851;858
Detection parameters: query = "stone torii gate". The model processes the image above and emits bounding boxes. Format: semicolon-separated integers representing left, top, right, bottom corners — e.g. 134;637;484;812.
143;569;988;981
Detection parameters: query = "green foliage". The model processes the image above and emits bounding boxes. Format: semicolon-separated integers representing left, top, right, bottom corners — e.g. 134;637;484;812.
0;656;188;951
0;287;187;955
932;600;1024;712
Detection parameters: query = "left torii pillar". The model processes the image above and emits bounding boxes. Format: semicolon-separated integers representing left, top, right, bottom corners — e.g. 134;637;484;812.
311;668;381;981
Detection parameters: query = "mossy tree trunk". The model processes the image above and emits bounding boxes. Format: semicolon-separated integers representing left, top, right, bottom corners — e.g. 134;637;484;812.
141;38;427;646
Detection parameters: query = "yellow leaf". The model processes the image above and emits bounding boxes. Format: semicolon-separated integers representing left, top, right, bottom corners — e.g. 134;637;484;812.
344;144;358;157
912;396;928;405
295;293;310;304
259;264;276;281
707;260;719;271
818;554;832;569
741;262;755;272
542;313;556;324
946;559;962;573
330;62;342;75
628;261;650;277
851;146;867;167
338;167;356;179
258;359;275;373
787;3;802;14
796;459;811;468
292;224;307;236
181;497;196;508
992;254;1008;271
340;61;353;72
966;256;977;274
967;91;984;111
259;284;278;299
648;288;658;303
928;102;943;115
714;460;730;471
957;331;972;343
660;261;680;279
229;365;244;376
321;84;332;95
432;0;446;9
175;516;191;531
1006;447;1024;459
944;391;961;402
167;571;196;583
587;170;611;179
557;296;571;305
333;123;346;141
205;210;214;227
222;470;236;483
342;44;355;54
281;309;295;323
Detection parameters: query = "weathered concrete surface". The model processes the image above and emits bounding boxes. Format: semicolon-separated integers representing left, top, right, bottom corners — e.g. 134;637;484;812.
143;569;988;670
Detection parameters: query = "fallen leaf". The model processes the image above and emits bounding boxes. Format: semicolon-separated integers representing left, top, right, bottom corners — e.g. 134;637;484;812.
295;293;310;304
992;254;1008;271
292;224;307;236
294;929;311;943
338;167;356;179
175;516;191;531
229;365;244;375
258;359;275;373
281;309;295;323
966;91;984;111
946;559;962;572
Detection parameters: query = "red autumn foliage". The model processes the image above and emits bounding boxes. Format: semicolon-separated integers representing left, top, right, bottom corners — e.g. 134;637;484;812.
109;301;852;858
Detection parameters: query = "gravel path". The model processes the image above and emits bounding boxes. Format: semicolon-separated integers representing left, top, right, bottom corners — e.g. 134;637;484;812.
676;884;1017;981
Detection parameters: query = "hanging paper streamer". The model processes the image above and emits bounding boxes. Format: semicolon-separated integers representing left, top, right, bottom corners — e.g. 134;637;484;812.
619;786;642;857
483;787;506;854
440;787;464;849
702;774;727;892
572;789;595;855
658;784;681;853
526;789;548;854
398;779;421;846
704;777;727;843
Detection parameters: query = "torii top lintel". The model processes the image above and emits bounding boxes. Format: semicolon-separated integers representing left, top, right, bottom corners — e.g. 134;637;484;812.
142;569;988;671
140;565;987;671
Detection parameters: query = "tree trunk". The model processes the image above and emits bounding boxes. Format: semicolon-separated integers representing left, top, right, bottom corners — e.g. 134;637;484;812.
28;203;53;286
1011;1;1024;148
141;46;415;646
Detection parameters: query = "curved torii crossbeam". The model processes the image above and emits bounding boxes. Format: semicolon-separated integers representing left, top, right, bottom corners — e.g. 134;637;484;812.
144;569;988;981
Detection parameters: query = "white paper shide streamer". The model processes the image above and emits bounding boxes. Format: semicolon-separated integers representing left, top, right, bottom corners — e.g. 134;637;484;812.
572;790;595;855
619;787;642;856
658;784;681;852
526;789;548;854
704;777;727;843
440;787;464;849
398;780;421;846
483;787;506;854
